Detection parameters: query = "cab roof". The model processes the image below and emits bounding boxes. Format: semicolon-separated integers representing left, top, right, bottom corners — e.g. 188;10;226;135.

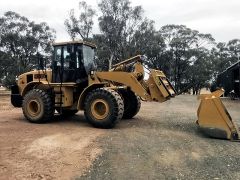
52;40;96;48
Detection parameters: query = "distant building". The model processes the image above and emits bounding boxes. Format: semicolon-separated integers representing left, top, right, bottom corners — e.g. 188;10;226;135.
213;61;240;98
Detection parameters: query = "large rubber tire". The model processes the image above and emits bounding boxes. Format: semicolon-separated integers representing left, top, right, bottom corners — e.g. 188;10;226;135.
22;89;54;123
84;88;124;128
118;89;141;119
56;108;78;117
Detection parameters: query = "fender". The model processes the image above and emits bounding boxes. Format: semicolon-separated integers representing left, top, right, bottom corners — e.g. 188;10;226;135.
77;83;106;110
21;80;51;97
21;82;42;96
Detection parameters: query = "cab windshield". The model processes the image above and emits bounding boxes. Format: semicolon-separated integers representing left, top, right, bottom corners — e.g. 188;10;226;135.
82;45;95;73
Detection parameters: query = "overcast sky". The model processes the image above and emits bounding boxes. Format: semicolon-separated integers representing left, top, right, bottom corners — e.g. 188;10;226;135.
0;0;239;42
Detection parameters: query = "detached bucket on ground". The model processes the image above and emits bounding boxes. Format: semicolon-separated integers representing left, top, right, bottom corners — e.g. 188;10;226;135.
196;89;240;140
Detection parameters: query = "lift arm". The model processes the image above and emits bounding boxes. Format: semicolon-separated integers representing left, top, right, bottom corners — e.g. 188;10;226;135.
90;55;176;102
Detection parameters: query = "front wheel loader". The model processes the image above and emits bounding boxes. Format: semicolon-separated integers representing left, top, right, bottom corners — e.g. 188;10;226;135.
11;41;176;128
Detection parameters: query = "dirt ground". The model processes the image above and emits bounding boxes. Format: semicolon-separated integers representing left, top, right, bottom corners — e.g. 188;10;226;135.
0;94;105;180
0;93;240;180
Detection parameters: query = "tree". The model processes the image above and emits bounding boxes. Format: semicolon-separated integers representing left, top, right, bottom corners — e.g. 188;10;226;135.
186;48;213;94
0;50;14;86
131;20;166;68
158;25;215;92
210;42;230;79
93;34;111;70
227;39;240;63
210;39;240;80
64;1;96;40
98;0;144;68
0;11;56;86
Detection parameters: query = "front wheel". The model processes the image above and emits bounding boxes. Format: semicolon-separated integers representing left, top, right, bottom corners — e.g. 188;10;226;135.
22;89;54;123
84;88;124;128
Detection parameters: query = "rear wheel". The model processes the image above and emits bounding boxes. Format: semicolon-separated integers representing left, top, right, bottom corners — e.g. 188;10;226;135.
118;89;141;119
84;88;124;128
22;89;54;123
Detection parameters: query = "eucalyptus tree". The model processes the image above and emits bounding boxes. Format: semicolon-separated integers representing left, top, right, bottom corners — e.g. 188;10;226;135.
159;25;215;92
98;0;145;68
64;1;96;40
0;11;56;86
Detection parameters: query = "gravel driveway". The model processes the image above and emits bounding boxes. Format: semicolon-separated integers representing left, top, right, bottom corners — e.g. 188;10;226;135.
1;94;240;180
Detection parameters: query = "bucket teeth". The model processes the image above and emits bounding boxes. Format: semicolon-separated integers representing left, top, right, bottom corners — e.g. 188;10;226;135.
196;89;240;140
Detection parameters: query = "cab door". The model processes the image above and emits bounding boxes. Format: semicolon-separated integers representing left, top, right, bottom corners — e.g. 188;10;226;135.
52;45;77;83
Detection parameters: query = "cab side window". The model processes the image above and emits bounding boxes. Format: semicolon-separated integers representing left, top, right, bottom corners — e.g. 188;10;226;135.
76;46;83;69
54;46;62;66
63;46;70;68
63;45;75;69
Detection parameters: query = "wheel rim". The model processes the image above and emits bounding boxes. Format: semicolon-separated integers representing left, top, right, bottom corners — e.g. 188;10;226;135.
27;99;41;117
91;99;109;120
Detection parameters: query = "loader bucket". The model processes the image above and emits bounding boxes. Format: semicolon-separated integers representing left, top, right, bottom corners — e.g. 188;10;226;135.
196;89;240;140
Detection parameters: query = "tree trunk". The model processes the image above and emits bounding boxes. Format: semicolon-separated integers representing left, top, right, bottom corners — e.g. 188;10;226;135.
109;54;113;70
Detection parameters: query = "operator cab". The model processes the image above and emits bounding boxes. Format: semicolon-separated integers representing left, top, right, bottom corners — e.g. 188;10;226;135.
52;41;96;83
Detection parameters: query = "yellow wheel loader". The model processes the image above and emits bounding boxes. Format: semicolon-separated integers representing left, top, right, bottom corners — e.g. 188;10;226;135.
11;41;176;128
